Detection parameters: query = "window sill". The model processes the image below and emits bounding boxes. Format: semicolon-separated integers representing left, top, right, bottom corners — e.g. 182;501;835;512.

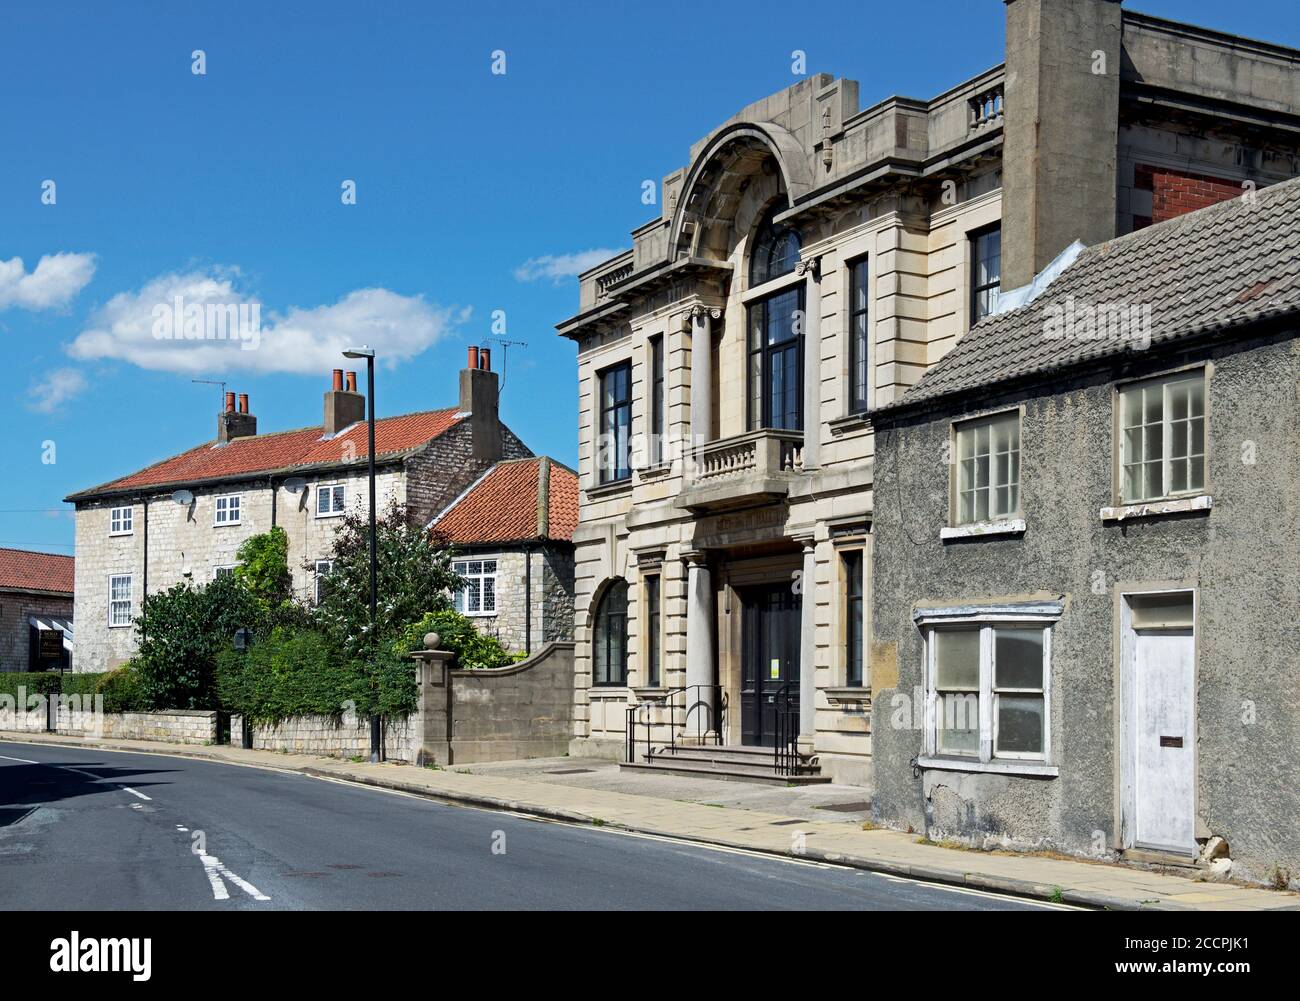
824;686;871;705
940;518;1025;541
213;522;243;529
1100;494;1212;522
315;511;344;520
828;412;871;436
631;686;671;700
108;531;134;538
637;462;672;480
590;686;629;696
586;480;633;500
916;755;1058;778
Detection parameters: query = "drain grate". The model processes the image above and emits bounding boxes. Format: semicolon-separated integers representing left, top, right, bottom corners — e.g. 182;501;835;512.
545;768;595;775
769;819;804;826
814;801;871;813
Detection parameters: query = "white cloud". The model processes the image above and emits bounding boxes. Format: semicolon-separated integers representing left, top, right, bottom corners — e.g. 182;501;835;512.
66;269;467;376
27;367;88;413
514;248;626;284
0;253;96;311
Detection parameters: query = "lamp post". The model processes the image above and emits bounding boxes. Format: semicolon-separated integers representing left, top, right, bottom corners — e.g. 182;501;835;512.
343;345;380;763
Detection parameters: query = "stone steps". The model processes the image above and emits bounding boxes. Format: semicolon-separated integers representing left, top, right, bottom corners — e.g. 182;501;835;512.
619;742;830;785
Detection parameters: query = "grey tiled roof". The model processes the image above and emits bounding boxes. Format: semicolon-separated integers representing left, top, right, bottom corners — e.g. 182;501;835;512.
879;174;1300;414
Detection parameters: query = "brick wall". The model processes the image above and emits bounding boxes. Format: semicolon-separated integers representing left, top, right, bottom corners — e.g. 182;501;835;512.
0;591;72;672
1133;165;1245;228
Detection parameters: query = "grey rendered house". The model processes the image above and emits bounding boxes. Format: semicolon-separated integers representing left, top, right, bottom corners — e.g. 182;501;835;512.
868;177;1300;887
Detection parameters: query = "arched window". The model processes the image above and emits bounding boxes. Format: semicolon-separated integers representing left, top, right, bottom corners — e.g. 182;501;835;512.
592;580;629;686
748;208;802;286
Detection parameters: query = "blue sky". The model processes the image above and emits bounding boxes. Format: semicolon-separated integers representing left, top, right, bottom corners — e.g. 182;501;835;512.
4;0;1297;556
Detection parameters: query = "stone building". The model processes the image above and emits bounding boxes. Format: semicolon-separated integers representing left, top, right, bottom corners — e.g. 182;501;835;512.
557;0;1300;783
869;178;1300;886
0;548;74;673
429;455;579;652
65;349;557;672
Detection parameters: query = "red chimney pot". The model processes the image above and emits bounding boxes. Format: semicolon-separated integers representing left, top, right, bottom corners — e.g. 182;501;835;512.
332;369;344;391
225;391;236;413
467;345;479;370
238;393;249;414
480;347;491;371
345;371;357;392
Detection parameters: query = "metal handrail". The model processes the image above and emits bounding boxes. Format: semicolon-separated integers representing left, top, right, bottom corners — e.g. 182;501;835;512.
625;685;727;763
773;684;801;776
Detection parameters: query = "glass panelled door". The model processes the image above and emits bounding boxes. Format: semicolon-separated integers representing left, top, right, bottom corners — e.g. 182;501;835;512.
740;582;802;746
748;285;805;431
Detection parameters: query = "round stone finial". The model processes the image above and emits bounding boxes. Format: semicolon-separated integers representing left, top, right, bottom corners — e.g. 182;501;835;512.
423;632;441;651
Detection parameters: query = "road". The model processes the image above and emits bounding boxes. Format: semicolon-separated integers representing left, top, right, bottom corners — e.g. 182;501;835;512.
0;741;1066;911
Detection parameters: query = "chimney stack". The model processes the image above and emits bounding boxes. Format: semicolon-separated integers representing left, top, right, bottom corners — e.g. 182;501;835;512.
459;345;501;462
324;368;366;436
218;390;257;444
1000;0;1122;289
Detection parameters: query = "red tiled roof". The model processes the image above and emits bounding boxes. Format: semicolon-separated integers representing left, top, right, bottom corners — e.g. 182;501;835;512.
71;408;466;498
0;548;74;595
432;458;578;545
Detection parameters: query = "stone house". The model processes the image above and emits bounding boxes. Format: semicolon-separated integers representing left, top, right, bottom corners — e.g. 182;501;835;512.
868;177;1300;886
64;349;563;672
556;0;1300;783
0;548;74;673
429;455;579;652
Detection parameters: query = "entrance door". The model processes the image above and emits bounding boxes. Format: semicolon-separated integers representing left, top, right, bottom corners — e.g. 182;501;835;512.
740;583;801;746
1132;626;1196;853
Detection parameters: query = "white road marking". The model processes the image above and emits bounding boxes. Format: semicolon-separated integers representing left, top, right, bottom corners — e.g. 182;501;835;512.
199;855;230;901
120;786;151;800
130;803;143;811
194;846;270;903
0;753;39;764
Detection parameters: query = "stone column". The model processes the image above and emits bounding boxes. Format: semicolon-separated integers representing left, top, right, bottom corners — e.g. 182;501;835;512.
687;305;720;453
683;550;716;740
410;634;454;766
797;536;817;750
796;256;822;469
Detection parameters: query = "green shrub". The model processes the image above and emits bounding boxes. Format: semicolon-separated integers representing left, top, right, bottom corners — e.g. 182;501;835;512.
400;610;517;671
94;665;149;713
0;672;62;701
216;628;364;724
135;574;265;709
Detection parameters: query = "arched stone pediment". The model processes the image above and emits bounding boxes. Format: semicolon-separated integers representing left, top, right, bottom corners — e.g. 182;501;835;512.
668;122;813;263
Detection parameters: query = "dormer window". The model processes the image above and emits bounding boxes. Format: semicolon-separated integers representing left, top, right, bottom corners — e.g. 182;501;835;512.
748;209;802;286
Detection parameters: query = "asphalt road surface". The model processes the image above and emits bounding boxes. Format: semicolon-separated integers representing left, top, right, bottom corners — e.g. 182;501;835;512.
0;741;1066;911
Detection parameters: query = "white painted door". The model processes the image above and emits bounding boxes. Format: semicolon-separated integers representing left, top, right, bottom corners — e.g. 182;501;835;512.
1133;628;1196;854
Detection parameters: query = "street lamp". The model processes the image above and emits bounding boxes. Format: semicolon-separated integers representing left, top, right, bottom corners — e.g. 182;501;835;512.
343;345;381;763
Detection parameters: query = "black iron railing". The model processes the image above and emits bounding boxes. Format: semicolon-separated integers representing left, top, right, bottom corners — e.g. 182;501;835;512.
625;685;726;764
773;684;801;776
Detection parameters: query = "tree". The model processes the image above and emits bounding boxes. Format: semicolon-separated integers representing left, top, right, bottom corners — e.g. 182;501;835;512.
235;526;297;624
312;501;462;695
134;574;264;709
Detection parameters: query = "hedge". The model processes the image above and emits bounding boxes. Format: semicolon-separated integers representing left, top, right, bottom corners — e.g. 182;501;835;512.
0;667;150;714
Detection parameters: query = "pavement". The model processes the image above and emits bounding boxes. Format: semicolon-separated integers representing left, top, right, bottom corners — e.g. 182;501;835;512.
0;740;1055;911
3;731;1297;911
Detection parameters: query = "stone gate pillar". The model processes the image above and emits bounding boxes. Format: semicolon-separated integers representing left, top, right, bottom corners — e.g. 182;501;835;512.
410;633;454;766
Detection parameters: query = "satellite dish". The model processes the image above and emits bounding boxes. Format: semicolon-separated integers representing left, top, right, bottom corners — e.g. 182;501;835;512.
172;489;195;506
283;477;307;494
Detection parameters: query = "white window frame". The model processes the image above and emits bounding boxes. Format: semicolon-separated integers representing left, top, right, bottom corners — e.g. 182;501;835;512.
1117;369;1207;505
214;494;242;526
915;603;1060;777
108;573;133;628
314;559;333;605
452;557;499;617
109;505;134;536
316;483;347;518
952;409;1021;526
